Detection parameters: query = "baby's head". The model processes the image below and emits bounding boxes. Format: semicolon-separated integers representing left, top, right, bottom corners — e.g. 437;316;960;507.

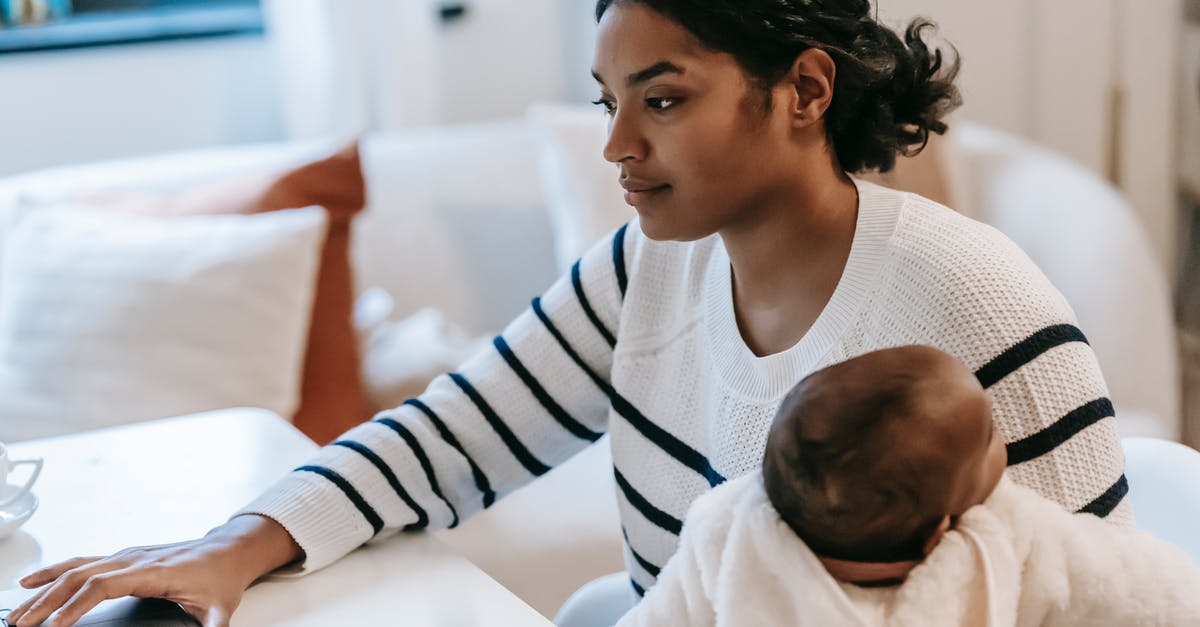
762;346;1006;565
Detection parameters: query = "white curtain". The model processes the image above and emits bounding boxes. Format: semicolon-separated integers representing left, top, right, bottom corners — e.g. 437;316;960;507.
262;0;441;139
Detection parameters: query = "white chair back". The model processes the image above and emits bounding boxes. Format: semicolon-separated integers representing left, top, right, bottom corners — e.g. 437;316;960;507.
1123;437;1200;564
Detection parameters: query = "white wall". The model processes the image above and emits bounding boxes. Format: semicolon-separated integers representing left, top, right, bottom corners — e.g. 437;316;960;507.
0;0;1183;273
262;0;573;136
876;0;1182;273
1119;0;1184;274
438;0;574;124
0;35;282;177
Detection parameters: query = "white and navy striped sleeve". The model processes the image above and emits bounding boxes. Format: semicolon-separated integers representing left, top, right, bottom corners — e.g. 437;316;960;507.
976;321;1133;525
906;209;1134;526
237;224;636;573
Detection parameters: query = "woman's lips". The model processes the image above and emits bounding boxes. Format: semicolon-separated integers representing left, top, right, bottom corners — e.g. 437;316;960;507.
623;184;671;207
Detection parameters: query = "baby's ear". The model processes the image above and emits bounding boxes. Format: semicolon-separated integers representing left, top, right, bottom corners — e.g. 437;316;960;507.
921;516;952;556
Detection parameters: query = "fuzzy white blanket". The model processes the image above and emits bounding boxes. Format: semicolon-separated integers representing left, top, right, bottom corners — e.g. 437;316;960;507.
616;475;1200;627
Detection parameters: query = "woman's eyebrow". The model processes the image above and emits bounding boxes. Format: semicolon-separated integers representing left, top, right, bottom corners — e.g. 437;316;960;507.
591;61;686;87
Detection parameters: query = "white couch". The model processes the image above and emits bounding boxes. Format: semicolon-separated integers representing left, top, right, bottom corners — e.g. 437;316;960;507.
0;115;1180;617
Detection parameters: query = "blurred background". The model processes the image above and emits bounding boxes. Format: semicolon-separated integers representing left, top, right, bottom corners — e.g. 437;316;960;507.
0;0;1197;436
1;2;1197;612
0;0;1195;269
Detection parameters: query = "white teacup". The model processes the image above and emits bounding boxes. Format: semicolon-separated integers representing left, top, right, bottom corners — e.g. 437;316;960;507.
0;441;42;509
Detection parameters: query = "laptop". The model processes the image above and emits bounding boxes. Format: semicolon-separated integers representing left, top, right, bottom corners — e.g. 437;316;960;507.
0;589;199;626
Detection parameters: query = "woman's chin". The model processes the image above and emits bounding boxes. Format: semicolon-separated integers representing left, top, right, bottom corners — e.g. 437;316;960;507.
634;212;682;241
630;194;720;242
636;215;710;243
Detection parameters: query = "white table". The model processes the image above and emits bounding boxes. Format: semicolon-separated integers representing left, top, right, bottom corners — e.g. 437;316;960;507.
0;408;554;626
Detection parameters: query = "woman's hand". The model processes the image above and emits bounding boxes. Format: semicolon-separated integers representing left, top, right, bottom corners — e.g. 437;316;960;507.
6;515;303;627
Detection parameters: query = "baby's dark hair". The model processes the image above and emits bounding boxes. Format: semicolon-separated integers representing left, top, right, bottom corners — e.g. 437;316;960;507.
761;355;951;562
594;0;962;173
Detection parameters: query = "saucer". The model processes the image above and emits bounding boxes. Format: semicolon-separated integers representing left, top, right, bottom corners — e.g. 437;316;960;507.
0;483;38;540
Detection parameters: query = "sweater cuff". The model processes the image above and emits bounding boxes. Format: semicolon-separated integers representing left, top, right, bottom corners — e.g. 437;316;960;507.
233;470;375;576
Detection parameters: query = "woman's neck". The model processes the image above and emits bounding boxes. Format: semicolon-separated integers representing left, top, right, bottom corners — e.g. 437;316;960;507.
719;166;859;356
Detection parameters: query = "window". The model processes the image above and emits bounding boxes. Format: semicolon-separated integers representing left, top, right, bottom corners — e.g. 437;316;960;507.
0;0;263;54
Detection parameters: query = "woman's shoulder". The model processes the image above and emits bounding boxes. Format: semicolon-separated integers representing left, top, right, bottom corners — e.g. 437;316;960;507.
884;192;1076;319
890;191;1033;272
863;190;1084;367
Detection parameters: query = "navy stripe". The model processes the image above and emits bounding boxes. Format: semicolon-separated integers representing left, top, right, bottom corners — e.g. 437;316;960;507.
1077;474;1129;518
631;578;646;597
375;418;460;528
494;336;603;443
332;440;428;530
402;398;497;508
975;324;1089;389
612;223;629;299
533;297;725;487
623;528;662;577
572;259;617;348
1006;398;1114;466
531;296;609;392
295;465;383;535
611;389;726;487
614;467;683;535
449;373;552;477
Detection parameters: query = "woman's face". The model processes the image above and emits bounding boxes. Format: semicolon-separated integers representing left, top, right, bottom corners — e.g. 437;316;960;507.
592;3;797;241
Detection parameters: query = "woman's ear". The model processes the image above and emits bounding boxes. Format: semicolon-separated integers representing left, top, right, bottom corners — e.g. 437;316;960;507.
786;47;837;127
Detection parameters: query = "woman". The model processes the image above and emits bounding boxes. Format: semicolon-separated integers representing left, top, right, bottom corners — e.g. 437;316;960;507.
8;1;1128;625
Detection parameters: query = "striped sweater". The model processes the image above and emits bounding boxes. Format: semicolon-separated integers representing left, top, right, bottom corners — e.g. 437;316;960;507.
239;179;1131;597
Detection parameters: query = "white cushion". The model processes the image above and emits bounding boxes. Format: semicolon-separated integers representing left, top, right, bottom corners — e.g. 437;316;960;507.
5;139;336;206
0;206;327;441
354;289;489;413
528;104;634;271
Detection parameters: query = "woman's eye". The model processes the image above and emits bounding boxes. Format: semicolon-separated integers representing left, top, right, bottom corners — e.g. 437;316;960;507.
646;97;678;111
591;98;616;115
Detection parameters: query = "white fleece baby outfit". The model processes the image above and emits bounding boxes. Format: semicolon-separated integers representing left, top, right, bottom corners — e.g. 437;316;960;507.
617;474;1200;627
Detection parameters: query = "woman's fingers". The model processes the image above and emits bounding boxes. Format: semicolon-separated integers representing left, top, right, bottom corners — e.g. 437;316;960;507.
18;557;104;589
8;558;129;626
43;567;141;627
5;587;46;625
6;529;260;627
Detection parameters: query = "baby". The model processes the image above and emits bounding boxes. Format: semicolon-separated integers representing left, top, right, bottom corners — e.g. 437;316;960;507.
617;346;1200;627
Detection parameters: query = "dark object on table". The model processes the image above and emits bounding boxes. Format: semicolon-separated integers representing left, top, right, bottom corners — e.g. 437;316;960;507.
1;592;199;626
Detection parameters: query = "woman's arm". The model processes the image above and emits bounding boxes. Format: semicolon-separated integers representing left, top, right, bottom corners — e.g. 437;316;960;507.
10;223;639;625
977;322;1131;524
908;211;1132;525
912;215;1128;521
237;223;638;573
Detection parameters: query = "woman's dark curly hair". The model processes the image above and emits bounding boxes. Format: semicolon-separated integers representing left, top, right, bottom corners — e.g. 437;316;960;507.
595;0;962;173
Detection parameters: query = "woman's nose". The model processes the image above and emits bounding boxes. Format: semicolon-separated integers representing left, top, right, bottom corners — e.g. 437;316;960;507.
602;110;648;164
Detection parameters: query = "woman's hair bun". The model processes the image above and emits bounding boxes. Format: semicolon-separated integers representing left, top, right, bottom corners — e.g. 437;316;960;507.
826;17;962;172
